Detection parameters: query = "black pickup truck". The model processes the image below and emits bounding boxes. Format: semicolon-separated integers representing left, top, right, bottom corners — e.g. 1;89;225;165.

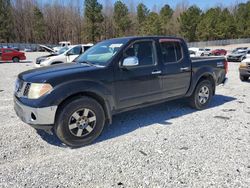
14;36;228;147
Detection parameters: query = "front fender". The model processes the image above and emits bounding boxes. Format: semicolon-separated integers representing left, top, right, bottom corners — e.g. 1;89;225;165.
40;80;114;108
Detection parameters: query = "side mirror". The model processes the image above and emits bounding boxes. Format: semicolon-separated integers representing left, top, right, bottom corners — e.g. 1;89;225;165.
122;56;139;67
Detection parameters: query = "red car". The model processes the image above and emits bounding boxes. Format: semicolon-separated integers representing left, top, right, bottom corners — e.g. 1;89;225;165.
211;49;227;56
0;48;26;62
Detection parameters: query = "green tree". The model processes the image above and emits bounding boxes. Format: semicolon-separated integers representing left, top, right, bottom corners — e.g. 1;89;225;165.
0;0;14;42
137;3;149;25
179;6;201;42
84;0;104;42
137;3;149;35
113;0;131;36
235;2;250;38
33;6;45;43
159;4;173;35
142;12;161;35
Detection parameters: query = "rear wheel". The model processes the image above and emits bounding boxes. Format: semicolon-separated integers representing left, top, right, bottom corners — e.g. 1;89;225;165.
55;96;105;147
12;57;20;63
190;80;213;110
240;75;249;81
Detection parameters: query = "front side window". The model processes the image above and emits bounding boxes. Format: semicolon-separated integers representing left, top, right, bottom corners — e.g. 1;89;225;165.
69;46;82;55
160;42;183;63
124;41;155;66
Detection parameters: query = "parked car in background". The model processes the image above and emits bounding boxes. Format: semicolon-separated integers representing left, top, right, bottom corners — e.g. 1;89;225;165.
35;44;93;67
53;41;71;52
239;58;250;81
15;36;228;147
188;47;212;56
232;47;248;54
24;48;34;52
211;49;227;56
227;49;249;62
189;50;196;57
0;48;26;62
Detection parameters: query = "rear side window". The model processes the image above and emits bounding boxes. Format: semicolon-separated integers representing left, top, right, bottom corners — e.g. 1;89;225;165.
160;42;183;63
4;49;13;53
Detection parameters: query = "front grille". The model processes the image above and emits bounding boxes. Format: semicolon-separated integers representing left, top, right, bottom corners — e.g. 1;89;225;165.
23;83;31;96
15;79;30;98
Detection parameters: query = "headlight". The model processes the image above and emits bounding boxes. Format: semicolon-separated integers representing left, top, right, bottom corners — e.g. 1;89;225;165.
239;61;247;68
28;83;53;99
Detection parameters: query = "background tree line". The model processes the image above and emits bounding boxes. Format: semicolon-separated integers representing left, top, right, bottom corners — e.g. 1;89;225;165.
0;0;250;44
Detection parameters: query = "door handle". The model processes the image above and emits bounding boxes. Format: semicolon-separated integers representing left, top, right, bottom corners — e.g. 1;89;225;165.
152;70;162;75
180;67;190;72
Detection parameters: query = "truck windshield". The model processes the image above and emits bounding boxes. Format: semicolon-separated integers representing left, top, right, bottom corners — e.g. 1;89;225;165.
76;38;129;66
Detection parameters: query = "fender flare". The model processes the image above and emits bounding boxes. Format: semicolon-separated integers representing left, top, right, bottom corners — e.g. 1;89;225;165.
186;67;216;96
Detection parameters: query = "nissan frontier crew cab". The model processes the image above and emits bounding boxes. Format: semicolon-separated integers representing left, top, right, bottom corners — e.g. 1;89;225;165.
14;36;228;147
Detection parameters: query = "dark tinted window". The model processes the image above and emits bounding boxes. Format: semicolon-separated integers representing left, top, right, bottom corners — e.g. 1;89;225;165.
160;42;183;63
83;46;91;52
125;41;155;66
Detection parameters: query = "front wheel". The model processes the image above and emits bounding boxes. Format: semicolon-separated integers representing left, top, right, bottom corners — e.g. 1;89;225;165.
190;80;213;110
240;75;249;81
55;96;105;147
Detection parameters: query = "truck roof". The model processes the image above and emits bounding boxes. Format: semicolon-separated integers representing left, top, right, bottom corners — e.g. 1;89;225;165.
108;36;184;41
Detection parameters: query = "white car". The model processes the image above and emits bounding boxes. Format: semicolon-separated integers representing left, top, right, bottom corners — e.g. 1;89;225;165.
189;47;212;57
53;41;71;52
35;44;93;67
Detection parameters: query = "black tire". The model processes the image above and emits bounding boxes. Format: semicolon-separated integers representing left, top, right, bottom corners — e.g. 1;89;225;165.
240;75;249;81
55;96;105;147
189;80;213;110
12;57;20;62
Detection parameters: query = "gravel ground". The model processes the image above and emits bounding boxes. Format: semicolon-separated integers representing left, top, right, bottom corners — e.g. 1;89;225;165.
0;52;250;187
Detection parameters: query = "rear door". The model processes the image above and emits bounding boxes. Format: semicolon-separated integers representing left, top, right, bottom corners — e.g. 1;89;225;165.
159;39;191;97
114;39;162;109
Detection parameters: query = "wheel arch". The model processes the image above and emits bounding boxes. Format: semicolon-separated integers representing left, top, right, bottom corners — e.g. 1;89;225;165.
187;69;216;97
55;91;112;125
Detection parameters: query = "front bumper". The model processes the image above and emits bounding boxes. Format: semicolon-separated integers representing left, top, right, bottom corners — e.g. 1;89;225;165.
239;68;250;76
14;98;57;130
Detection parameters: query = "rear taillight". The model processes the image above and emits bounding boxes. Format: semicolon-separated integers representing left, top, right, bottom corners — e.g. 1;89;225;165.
224;60;228;74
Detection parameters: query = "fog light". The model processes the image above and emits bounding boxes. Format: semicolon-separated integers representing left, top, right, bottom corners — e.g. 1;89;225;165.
31;113;37;121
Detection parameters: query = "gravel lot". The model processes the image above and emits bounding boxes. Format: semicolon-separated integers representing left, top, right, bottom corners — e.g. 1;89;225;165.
0;52;250;187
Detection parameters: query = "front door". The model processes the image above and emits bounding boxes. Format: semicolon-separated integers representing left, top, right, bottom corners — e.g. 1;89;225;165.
66;46;82;63
114;40;162;109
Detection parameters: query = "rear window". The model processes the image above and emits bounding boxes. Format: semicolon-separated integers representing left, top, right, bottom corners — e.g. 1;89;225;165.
160;42;183;63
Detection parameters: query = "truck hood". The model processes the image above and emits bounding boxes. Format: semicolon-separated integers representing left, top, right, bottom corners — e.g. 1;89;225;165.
18;63;103;82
